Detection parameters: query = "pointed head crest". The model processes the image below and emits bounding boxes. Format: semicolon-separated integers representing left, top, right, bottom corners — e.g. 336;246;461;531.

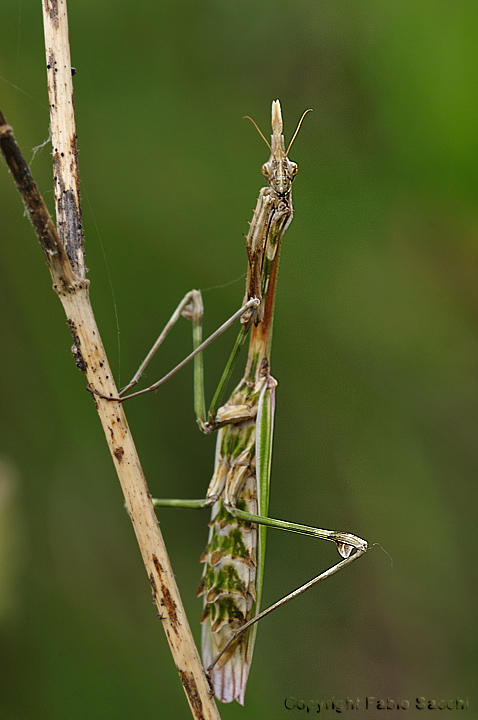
244;100;312;158
270;100;284;154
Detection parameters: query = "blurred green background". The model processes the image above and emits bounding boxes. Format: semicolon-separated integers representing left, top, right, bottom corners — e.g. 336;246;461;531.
1;1;477;718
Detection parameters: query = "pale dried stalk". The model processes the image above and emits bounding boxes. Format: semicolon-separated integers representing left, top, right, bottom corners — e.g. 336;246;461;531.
58;289;220;720
0;111;217;717
43;0;84;277
0;2;223;719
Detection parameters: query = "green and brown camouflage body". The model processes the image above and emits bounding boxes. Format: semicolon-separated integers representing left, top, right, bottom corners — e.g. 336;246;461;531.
197;374;267;704
198;100;297;704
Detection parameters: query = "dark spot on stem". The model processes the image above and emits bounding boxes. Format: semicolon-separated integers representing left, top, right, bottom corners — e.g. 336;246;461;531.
61;188;83;272
152;555;164;575
149;572;157;600
178;670;205;719
47;50;58;101
71;344;87;372
67;319;87;372
152;554;179;632
113;447;124;462
44;0;59;26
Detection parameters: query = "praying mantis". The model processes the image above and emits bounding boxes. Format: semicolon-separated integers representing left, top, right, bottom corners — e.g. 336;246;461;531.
112;100;368;704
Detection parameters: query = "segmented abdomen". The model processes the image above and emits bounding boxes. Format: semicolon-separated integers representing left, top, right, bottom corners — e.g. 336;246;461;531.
197;413;259;705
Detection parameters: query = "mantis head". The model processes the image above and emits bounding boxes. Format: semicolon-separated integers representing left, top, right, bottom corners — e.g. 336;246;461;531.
244;100;312;197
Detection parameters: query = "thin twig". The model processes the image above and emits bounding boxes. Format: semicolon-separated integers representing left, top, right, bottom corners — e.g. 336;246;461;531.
43;0;84;276
0;4;221;718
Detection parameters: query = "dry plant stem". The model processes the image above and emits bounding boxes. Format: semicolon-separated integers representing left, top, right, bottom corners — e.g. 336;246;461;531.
1;5;222;718
59;291;221;720
0;114;220;720
43;0;84;276
41;4;220;717
0;110;74;289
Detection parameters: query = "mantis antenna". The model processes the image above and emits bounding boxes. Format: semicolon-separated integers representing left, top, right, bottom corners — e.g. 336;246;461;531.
244;106;313;155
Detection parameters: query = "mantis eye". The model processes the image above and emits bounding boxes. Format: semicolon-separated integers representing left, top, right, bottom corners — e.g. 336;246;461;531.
288;162;298;177
261;163;272;178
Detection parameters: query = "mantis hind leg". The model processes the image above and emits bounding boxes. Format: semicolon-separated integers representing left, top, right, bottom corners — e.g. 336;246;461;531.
205;535;366;675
